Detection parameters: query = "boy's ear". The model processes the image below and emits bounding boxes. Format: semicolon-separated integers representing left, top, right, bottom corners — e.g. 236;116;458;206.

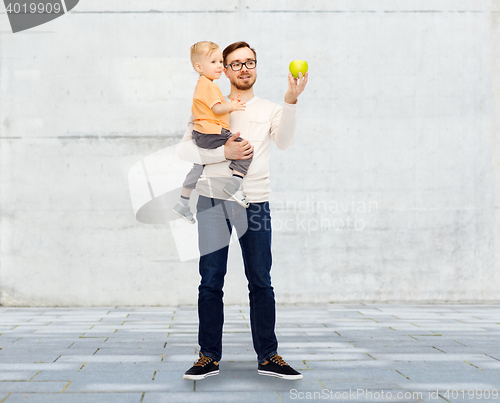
194;62;202;74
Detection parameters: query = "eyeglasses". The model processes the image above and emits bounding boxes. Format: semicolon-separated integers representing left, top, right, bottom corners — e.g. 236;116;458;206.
225;60;257;71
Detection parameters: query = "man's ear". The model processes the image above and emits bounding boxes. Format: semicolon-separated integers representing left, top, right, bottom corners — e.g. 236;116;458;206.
224;67;229;78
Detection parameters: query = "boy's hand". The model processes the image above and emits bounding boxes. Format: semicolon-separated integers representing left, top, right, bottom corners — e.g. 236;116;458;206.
229;94;246;112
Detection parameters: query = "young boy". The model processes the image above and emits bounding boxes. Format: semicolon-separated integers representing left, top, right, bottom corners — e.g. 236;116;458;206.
173;41;252;224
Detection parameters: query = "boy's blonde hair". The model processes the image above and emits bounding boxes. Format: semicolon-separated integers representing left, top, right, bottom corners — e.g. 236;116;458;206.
190;41;220;67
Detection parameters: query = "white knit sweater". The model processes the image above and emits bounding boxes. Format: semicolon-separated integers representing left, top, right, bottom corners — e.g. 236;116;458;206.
177;96;297;203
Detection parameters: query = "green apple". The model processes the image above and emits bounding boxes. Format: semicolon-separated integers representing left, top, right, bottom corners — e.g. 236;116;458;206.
289;60;308;78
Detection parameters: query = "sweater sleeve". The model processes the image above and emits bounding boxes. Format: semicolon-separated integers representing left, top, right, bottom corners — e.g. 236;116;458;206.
270;101;297;150
176;116;227;165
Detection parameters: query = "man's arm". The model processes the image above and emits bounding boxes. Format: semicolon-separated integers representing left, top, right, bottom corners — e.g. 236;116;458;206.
176;117;227;165
270;102;297;151
270;71;308;150
177;116;254;163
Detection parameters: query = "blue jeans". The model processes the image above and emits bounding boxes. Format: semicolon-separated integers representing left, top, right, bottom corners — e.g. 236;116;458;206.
196;195;278;364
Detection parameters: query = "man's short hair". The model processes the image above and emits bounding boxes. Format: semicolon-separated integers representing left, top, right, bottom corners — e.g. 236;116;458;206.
190;41;219;67
223;41;257;66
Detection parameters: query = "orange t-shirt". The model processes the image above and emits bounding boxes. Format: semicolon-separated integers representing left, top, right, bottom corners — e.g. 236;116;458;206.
191;75;230;134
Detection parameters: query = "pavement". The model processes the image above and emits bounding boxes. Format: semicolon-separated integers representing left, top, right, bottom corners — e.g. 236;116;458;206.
0;304;499;403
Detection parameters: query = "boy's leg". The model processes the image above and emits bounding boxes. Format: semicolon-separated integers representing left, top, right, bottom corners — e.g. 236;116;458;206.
193;129;251;207
178;164;204;205
229;157;252;177
218;128;252;176
174;163;203;223
192;130;230;149
222;128;252;175
182;163;204;191
192;129;252;175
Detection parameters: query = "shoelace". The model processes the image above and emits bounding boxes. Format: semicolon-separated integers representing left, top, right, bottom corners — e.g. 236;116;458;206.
193;348;213;367
270;354;288;367
194;355;212;367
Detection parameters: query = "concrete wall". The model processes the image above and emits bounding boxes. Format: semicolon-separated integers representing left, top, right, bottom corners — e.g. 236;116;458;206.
1;0;499;306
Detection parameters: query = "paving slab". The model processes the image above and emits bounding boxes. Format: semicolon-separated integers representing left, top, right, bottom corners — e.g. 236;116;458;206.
2;392;142;403
0;381;69;393
0;304;499;402
142;391;282;402
0;372;38;381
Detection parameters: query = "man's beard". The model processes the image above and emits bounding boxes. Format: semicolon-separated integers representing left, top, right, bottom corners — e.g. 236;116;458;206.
230;73;256;91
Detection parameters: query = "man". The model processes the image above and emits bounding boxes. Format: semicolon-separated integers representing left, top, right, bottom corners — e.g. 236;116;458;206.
177;41;308;380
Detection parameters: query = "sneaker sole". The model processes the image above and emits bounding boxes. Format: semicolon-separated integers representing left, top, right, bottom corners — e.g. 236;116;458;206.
223;188;250;208
258;370;303;380
172;208;196;224
183;370;219;380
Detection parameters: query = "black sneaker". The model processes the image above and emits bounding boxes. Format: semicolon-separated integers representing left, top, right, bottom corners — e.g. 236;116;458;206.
183;353;219;380
258;354;303;380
